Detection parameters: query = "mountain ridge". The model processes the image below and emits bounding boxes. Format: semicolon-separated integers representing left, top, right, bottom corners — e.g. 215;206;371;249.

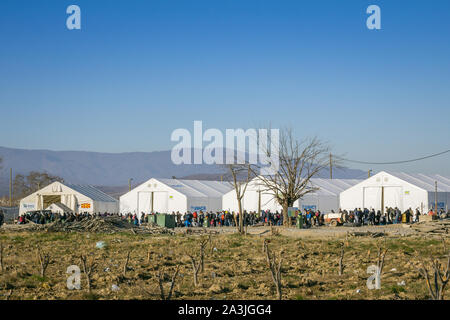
0;146;367;197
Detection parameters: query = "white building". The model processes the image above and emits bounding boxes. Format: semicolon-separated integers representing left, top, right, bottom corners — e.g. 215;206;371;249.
120;178;233;214
222;177;362;213
339;171;450;213
19;181;119;216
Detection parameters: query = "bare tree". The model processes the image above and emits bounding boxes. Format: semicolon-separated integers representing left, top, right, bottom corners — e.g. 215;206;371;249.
418;254;449;300
123;250;131;277
255;128;331;227
225;163;255;233
338;241;345;276
208;233;214;254
263;240;283;300
157;265;180;300
376;243;388;276
187;254;201;287
0;242;4;273
13;171;64;200
80;254;96;292
37;246;50;278
199;239;208;273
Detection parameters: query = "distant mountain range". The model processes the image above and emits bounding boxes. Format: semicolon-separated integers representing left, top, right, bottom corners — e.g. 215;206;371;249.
0;146;367;198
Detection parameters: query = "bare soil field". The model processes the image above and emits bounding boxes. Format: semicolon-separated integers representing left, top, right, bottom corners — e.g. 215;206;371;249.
0;222;448;300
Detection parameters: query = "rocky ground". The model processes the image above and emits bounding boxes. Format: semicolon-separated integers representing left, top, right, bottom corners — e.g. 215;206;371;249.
0;221;448;300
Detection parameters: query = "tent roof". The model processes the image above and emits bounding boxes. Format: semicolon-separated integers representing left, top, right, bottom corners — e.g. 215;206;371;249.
308;178;363;196
382;172;450;192
66;184;118;202
155;179;233;198
249;177;362;196
46;202;73;212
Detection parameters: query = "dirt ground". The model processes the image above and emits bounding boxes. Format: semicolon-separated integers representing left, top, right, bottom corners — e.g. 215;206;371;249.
0;223;448;300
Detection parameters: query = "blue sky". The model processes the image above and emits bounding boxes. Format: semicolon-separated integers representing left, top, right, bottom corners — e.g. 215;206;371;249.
0;0;449;174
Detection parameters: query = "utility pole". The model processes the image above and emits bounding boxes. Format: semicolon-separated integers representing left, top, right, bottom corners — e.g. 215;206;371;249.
9;168;12;207
128;178;133;192
329;153;332;179
435;181;438;215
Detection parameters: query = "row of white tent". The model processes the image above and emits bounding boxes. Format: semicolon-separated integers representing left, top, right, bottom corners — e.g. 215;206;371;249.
19;171;450;216
120;171;450;214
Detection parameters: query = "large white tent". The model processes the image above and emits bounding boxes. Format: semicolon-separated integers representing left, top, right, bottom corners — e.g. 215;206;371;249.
19;181;119;215
294;178;363;212
339;171;450;213
222;178;281;213
120;178;233;214
222;177;362;213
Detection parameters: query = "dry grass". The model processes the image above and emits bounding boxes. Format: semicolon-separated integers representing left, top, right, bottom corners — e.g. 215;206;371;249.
0;230;448;300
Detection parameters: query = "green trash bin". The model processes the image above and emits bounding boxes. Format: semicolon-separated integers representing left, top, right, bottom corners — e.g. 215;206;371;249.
156;214;176;228
148;214;157;224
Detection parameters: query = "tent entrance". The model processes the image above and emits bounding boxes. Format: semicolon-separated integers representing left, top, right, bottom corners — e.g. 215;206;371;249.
137;191;168;214
153;192;168;213
43;195;62;210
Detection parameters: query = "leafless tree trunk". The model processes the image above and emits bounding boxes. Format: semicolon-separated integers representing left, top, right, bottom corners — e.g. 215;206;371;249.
418;254;449;300
376;244;388;276
199;239;208;273
157;264;180;300
262;239;268;254
263;240;283;300
187;254;201;286
224;163;254;234
0;242;4;273
208;233;214;254
338;241;345;276
80;254;96;292
37;247;50;278
123;250;131;277
254;128;332;227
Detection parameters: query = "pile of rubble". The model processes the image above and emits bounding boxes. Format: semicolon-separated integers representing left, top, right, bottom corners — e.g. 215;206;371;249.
1;216;175;235
410;219;450;237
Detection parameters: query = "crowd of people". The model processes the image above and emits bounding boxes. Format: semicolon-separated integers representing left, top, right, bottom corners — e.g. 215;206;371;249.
337;207;448;226
9;206;450;228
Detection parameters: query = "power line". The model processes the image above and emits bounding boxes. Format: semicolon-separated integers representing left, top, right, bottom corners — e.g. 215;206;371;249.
335;149;450;165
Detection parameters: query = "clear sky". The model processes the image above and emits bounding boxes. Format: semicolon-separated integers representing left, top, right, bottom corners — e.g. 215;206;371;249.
0;0;449;175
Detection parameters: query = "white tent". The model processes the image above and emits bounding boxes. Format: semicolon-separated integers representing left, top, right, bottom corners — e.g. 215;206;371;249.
222;177;362;213
339;171;450;213
120;178;233;214
222;178;281;213
19;181;119;215
293;178;363;212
